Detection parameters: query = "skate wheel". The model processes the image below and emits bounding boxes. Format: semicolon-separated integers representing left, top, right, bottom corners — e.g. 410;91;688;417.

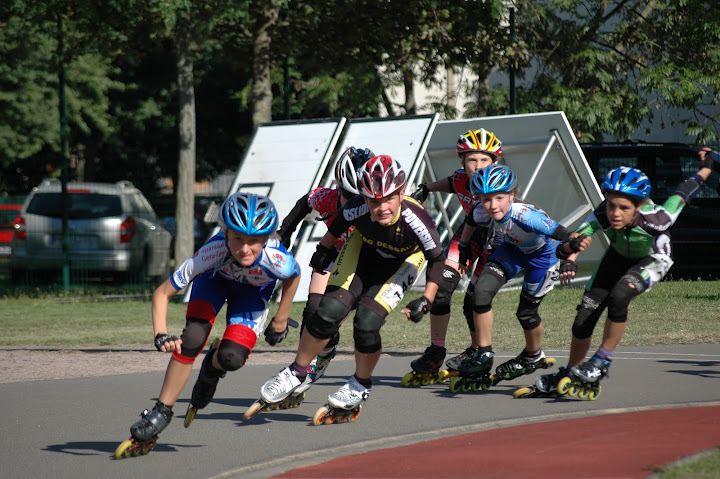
243;400;264;421
438;370;450;382
578;387;590;400
114;439;135;460
513;387;533;399
312;406;329;426
480;379;491;391
400;372;414;387
588;385;601;401
421;377;431;386
546;357;556;367
349;405;362;422
184;405;197;428
568;384;580;397
448;377;462;393
557;376;572;396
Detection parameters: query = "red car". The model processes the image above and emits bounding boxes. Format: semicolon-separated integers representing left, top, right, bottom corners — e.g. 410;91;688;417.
0;204;22;256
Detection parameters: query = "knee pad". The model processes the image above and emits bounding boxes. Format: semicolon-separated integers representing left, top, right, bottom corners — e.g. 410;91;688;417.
473;262;506;313
353;305;385;354
216;340;251;371
302;293;323;327
179;317;212;360
429;267;461;316
571;292;604;339
305;296;350;340
606;274;644;323
516;291;543;330
463;284;476;332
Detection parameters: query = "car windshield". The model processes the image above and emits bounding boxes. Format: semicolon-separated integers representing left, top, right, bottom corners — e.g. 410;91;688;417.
27;193;122;219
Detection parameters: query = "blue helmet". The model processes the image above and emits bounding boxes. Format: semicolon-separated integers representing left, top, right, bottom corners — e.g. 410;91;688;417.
601;167;651;199
469;164;518;195
220;192;278;236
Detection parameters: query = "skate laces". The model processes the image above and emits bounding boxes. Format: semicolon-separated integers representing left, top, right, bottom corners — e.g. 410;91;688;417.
265;368;298;397
334;377;369;403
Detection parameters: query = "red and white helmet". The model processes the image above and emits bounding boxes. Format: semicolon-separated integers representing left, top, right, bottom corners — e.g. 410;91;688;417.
357;155;407;199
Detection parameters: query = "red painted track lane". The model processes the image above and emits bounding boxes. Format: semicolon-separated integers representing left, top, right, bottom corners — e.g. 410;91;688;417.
274;405;720;479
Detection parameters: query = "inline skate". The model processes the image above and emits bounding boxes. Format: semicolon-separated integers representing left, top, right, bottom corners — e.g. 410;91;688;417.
312;375;369;426
437;346;476;383
493;349;556;385
557;356;610;401
401;345;446;387
283;346;338;408
243;366;302;420
185;338;225;427
448;350;495;393
114;401;173;459
513;367;569;399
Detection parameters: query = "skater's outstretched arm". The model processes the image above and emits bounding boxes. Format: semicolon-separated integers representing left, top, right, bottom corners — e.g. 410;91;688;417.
151;279;183;353
267;273;301;339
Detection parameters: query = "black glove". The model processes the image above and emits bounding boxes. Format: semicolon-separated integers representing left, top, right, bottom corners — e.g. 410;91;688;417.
404;296;432;323
458;241;473;268
154;333;179;352
567;234;590;253
264;318;289;346
410;184;430;203
700;149;717;172
277;229;292;249
310;243;334;272
559;259;578;275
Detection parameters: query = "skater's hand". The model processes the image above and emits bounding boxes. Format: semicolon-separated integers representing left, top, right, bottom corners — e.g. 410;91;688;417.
410;184;430;203
309;243;333;273
698;147;718;172
401;296;432;323
264;317;289;346
457;241;472;273
154;333;181;353
558;260;578;286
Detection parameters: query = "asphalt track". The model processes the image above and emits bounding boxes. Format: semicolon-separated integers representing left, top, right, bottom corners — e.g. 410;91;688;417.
1;343;718;479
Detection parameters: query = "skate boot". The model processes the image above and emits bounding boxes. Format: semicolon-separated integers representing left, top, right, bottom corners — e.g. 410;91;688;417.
285;346;338;408
439;346;477;382
243;366;303;420
513;367;570;399
559;356;610;401
493;349;557;384
115;401;173;459
312;375;369;426
450;350;495;393
401;345;446;387
184;350;227;427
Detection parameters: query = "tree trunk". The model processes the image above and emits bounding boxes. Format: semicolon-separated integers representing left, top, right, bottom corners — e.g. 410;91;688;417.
251;3;279;127
174;11;196;268
403;67;416;114
446;65;457;120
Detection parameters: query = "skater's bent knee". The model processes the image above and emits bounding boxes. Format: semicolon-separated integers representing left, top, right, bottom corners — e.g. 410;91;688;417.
305;296;349;340
354;305;384;354
216;341;250;371
516;291;543;330
473;263;505;311
572;295;603;339
429;267;461;316
179;317;212;359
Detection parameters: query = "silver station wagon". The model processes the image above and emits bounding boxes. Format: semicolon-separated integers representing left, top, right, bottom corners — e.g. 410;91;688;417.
10;180;172;282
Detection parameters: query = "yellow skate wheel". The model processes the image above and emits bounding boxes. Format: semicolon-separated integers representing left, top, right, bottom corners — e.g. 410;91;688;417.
437;370;450;382
578;387;590;400
513;387;533;399
400;372;414;386
568;384;580;397
243;400;264;421
588;385;601;401
546;357;556;367
448;377;462;393
184;405;197;428
557;376;572;396
312;406;329;426
114;439;135;460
